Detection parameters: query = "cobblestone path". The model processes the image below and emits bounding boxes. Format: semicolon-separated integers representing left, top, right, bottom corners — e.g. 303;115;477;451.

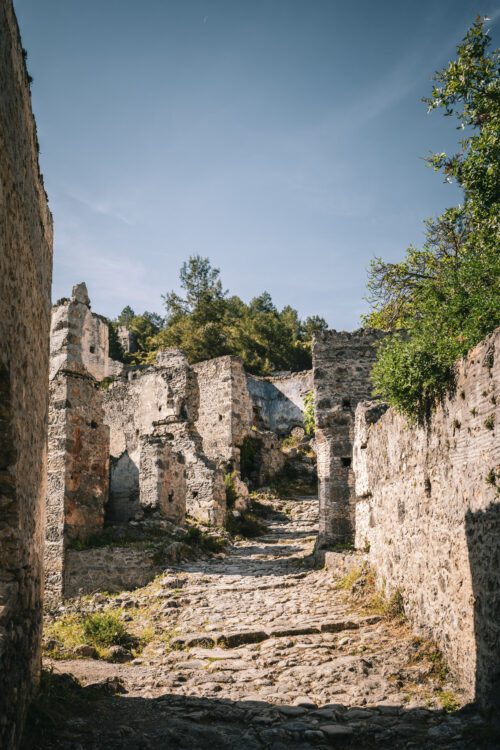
41;496;489;749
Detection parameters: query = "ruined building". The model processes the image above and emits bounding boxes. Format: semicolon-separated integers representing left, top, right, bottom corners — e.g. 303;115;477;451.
0;1;53;746
45;284;312;604
312;329;384;547
313;324;500;708
352;329;500;708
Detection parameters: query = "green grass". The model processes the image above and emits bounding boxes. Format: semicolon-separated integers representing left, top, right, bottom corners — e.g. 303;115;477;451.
363;588;406;620
82;612;130;648
484;414;495;430
337;564;406;622
410;637;449;682
437;689;460;713
335;566;364;590
44;610;136;660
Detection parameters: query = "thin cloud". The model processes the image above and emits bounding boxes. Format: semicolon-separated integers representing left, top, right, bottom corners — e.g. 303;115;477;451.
62;185;135;226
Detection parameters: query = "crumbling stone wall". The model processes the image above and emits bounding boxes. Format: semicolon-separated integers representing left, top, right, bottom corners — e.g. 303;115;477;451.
104;350;224;525
192;356;288;490
312;329;384;547
0;1;53;745
247;370;312;435
45;371;109;606
117;325;137;355
353;329;500;707
139;432;186;523
64;547;160;598
45;286;111;607
50;283;122;382
192;356;254;467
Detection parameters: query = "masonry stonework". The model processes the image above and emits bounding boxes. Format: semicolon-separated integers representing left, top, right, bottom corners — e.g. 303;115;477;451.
45;287;111;607
312;329;384;547
192;356;254;467
103;350;225;526
353;329;500;707
50;282;122;382
44;284;311;605
0;1;53;745
139;433;186;523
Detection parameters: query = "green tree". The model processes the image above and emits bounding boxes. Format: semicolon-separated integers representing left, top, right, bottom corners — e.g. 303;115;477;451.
366;18;500;422
117;305;136;326
147;256;323;374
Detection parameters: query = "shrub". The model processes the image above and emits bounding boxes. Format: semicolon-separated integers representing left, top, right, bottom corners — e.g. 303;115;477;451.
82;612;130;648
225;510;266;538
303;391;315;436
239;436;259;480
371;334;454;423
224;471;238;508
184;525;227;554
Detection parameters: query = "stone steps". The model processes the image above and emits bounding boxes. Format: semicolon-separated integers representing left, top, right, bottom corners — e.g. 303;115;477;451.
169;615;381;650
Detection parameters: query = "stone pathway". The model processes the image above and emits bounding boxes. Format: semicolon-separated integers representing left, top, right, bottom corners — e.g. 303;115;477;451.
39;496;491;749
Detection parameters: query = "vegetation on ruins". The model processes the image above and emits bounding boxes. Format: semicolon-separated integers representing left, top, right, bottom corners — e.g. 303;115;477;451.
111;255;327;374
365;18;500;421
303;390;316;436
44;611;134;660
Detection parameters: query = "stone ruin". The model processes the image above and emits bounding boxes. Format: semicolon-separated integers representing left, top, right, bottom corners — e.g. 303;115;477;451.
352;329;500;707
312;326;500;708
0;1;53;745
2;0;498;739
44;283;313;605
311;329;385;548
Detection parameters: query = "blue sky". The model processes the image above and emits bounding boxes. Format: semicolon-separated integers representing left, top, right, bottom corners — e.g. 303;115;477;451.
14;0;500;329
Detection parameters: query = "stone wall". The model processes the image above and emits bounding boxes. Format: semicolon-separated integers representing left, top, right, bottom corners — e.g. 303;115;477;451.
117;325;137;354
192;356;254;467
312;329;384;547
139;433;186;523
50;283;122;382
103;350;225;526
0;1;53;745
45;371;110;607
45;286;113;607
353;329;500;707
64;547;159;599
247;370;312;435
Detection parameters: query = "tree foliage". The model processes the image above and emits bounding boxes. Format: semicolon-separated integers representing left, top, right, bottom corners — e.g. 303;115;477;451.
303;391;316;436
365;18;500;421
111;255;326;374
110;309;164;365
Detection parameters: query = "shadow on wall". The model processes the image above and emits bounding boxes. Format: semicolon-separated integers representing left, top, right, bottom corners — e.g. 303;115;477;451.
106;451;140;524
249;379;305;435
466;501;500;709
